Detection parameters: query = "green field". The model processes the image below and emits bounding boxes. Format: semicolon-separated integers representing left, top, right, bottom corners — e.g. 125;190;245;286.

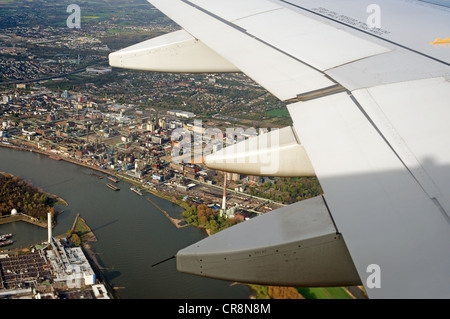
297;287;355;299
265;108;290;117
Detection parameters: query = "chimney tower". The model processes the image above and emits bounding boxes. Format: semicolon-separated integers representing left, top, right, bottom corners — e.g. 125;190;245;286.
48;212;52;243
222;172;227;212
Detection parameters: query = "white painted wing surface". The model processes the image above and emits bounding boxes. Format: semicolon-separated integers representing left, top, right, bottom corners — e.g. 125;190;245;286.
137;0;450;298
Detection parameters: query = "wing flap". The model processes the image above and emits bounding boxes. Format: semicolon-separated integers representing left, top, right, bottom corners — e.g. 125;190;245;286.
189;0;283;21
148;0;336;101
177;196;361;287
288;92;450;298
354;77;450;216
233;7;390;71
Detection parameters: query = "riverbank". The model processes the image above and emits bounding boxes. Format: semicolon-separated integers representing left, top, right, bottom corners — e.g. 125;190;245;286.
0;142;187;229
70;213;98;242
145;197;187;229
0;171;68;207
0;141;240;241
0;170;67;229
0;212;49;228
67;213;117;298
0;143;252;299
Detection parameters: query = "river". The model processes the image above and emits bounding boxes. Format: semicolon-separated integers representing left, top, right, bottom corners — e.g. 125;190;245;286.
0;146;251;299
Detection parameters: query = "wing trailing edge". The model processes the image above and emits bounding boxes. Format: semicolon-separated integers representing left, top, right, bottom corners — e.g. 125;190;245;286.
176;196;361;287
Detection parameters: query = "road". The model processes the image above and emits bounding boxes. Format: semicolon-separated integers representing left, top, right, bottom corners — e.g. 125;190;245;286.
0;59;108;86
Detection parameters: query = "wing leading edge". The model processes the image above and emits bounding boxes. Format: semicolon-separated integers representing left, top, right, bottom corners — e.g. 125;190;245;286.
109;0;450;298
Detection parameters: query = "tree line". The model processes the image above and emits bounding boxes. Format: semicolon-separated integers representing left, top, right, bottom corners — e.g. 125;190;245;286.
0;173;55;220
245;177;323;204
182;204;240;235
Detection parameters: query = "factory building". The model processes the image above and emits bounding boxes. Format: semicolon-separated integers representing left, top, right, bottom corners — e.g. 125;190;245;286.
46;240;96;287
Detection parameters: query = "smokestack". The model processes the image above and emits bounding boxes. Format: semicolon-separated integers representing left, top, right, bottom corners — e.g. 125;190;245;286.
222;172;227;212
48;212;52;243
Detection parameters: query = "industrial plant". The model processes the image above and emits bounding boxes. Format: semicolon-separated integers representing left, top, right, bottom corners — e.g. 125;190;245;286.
0;212;111;299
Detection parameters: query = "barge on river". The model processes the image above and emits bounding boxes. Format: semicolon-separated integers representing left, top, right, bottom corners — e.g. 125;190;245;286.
106;183;120;191
107;176;119;183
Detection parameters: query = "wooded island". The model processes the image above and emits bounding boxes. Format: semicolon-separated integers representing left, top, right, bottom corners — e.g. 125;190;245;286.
0;173;59;221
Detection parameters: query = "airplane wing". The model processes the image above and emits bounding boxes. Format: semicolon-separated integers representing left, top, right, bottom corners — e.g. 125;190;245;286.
109;0;450;298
